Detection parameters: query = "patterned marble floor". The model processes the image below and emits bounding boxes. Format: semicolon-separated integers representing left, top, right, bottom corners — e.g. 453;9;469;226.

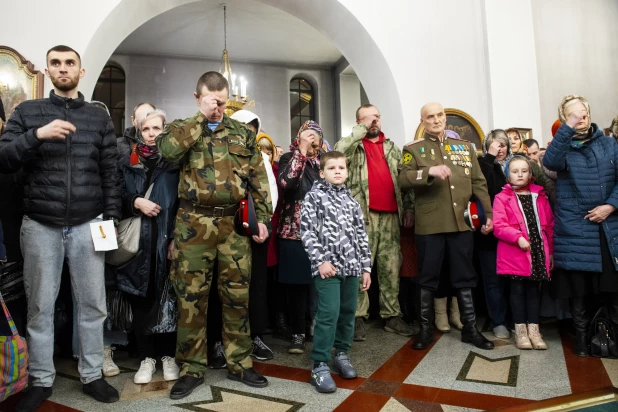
4;319;618;411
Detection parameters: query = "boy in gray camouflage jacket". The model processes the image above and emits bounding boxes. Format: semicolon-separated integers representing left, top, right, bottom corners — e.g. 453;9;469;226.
300;151;372;393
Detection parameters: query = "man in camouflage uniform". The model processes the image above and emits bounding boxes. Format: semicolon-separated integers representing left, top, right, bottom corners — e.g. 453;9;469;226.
398;102;494;351
335;104;415;341
156;71;272;399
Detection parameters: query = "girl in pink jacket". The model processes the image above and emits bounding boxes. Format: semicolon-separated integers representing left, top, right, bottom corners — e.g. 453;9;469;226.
493;156;554;350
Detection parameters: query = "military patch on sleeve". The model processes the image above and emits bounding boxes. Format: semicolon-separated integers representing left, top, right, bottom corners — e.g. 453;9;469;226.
402;153;413;164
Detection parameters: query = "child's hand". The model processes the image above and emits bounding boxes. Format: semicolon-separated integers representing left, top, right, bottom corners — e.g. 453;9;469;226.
361;272;371;291
549;254;554;271
318;262;337;279
517;237;530;251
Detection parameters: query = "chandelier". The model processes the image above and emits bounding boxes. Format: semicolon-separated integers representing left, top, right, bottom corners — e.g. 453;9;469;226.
219;4;254;117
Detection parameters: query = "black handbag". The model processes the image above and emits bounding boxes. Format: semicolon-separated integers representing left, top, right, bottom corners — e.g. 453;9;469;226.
0;262;24;304
589;306;618;358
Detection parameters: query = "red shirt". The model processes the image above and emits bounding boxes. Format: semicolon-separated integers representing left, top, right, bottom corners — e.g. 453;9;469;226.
362;133;398;213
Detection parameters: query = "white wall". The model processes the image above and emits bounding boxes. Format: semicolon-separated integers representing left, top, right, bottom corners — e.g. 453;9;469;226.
339;74;361;137
114;54;335;147
338;0;492;142
482;0;543;143
532;0;618;142
3;0;618;148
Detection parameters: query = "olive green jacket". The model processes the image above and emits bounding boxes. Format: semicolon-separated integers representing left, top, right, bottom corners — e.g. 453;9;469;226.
398;134;492;235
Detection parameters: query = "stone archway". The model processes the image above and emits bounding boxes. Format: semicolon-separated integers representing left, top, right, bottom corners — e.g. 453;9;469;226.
81;0;406;144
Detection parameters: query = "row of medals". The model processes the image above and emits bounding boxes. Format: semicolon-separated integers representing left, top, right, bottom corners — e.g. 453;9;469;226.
445;145;472;168
421;146;472;168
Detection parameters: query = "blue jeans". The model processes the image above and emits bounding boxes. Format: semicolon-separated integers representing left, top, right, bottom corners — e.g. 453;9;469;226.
478;249;507;328
21;216;107;386
72;291;128;356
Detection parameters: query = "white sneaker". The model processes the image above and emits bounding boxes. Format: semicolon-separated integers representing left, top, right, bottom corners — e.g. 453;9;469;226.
161;356;180;381
134;357;156;384
102;346;120;377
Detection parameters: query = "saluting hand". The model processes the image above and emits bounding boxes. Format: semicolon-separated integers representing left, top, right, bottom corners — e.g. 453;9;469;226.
428;165;451;180
566;109;587;129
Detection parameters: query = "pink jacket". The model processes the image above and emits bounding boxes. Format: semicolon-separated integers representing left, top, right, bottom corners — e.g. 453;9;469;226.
493;183;554;277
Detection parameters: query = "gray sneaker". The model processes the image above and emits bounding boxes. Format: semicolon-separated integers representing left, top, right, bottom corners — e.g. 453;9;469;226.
333;352;357;379
354;318;366;342
384;316;415;337
310;362;337;393
493;325;510;339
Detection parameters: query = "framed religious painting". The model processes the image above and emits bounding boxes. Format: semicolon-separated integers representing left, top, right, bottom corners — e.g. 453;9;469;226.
513;127;533;141
0;46;44;122
414;108;484;154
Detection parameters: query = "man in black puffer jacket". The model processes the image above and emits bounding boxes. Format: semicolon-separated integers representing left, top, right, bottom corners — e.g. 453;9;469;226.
0;45;121;410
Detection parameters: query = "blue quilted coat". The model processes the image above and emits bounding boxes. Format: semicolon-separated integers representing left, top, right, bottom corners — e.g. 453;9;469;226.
543;123;618;272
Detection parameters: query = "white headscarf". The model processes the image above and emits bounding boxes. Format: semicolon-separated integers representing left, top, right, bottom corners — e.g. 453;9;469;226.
230;110;261;133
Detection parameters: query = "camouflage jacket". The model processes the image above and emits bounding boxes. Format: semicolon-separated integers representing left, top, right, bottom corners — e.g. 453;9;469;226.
334;124;413;225
156;112;272;223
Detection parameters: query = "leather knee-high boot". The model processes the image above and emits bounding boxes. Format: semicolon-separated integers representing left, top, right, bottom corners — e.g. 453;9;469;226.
571;296;590;357
456;288;494;350
413;288;435;350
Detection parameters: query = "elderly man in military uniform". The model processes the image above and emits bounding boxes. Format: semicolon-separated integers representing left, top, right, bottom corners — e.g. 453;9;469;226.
398;102;494;351
157;71;272;399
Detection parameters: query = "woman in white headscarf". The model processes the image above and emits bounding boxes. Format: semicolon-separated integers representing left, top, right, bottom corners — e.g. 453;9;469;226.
229;110;277;361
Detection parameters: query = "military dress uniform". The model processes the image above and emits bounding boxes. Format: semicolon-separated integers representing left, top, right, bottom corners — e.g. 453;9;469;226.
156;112;272;377
399;134;492;289
398;132;494;350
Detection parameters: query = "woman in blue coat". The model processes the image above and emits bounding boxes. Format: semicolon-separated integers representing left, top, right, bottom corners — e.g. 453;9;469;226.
543;95;618;357
117;109;180;383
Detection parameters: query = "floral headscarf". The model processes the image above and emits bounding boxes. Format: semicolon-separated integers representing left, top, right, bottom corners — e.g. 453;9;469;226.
558;95;591;140
292;120;324;161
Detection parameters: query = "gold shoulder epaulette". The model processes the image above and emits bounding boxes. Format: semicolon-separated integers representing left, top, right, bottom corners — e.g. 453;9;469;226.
405;139;424;146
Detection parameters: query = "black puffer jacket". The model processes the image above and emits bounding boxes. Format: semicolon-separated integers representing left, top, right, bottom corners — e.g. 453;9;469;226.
0;91;121;226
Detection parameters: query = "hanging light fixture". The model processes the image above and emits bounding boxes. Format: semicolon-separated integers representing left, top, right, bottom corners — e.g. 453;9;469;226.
219;4;254;116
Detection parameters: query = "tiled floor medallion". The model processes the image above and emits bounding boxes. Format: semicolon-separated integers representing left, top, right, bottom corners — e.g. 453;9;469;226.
119;375;176;401
456;352;519;387
174;385;305;412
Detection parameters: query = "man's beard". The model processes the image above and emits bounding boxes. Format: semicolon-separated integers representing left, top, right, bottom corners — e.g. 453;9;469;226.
366;127;380;138
51;75;79;92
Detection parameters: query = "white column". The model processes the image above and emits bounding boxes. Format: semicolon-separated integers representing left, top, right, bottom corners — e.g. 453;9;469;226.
339;74;361;137
482;0;544;143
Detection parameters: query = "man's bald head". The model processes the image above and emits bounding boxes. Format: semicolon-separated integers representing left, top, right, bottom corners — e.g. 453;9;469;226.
420;102;444;119
420;102;446;137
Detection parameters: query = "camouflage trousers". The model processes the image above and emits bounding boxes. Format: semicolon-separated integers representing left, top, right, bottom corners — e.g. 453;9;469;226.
171;209;252;377
356;211;403;319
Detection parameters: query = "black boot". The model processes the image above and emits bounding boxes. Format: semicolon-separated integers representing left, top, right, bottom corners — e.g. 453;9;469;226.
571;296;590;357
412;288;435;350
456;288;494;350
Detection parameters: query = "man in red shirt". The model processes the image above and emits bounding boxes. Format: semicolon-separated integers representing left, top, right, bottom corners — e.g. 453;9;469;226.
335;104;415;341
